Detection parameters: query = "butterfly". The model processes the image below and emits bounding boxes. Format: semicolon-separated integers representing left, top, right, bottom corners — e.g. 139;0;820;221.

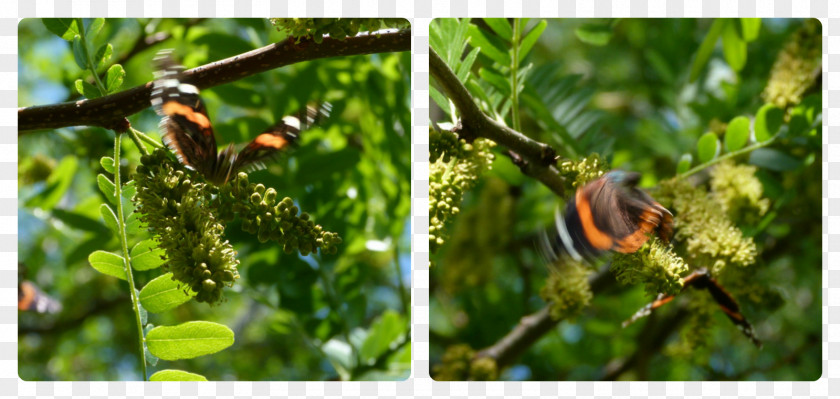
151;49;330;185
540;170;674;263
622;268;762;348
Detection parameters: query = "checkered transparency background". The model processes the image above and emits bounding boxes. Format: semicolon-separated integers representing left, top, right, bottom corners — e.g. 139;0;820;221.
2;0;836;397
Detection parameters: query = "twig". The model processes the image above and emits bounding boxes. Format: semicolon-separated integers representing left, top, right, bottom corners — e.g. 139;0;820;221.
19;30;411;132
429;48;565;197
474;267;615;368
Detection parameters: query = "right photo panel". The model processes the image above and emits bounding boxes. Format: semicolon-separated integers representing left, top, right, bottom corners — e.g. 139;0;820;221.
429;18;821;381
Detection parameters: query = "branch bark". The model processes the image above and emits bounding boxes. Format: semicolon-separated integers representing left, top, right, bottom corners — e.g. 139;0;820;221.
429;47;566;197
19;29;411;133
475;267;616;369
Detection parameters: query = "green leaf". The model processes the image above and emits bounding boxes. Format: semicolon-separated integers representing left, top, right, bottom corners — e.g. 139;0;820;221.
429;86;451;116
74;79;101;99
749;148;803;171
97;174;116;204
150;370;207;382
690;19;727;82
139;273;194;313
467;24;511;66
696;132;720;163
738;18;761;42
676;153;693;175
42;19;81;41
105;64;125;93
88;250;127;280
575;23;613;46
519;20;547;62
86;18;105;39
146;321;235;360
130;240;166;271
478;67;511;97
455;47;481;82
724;116;751;152
93;43;113;70
359;310;406;363
24;156;78;211
100;156;115;174
72;35;87;70
99;203;119;233
722;20;747;72
754;103;783;142
484;18;513;41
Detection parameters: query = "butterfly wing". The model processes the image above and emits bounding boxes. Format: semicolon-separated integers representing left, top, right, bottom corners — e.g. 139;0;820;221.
151;50;219;179
231;103;332;175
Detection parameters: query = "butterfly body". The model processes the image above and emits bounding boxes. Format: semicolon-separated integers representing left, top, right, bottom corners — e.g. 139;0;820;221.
151;49;329;185
543;170;674;262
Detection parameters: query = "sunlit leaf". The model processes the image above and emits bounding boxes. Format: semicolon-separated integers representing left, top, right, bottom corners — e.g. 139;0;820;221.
754;103;783;142
88;250;126;280
139;273;194;313
42;18;81;41
724;116;750;152
697;132;720;163
722;20;747;72
105;64;125;93
519;20;547;62
99;203;119;233
130;240;166;271
74;79;101;99
484;18;513;41
150;370;207;382
97;174;116;204
146;321;234;360
467;24;511;66
739;18;761;42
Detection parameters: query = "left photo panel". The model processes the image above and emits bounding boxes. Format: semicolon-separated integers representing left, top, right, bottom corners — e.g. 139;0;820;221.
17;18;412;381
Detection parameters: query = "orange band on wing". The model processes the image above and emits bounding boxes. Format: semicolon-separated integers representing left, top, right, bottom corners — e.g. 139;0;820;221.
161;101;212;131
250;134;290;150
18;282;34;311
575;189;614;251
615;208;660;253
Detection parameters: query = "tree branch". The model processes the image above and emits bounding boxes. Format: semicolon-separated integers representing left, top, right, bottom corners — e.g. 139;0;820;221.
19;29;411;133
429;47;566;197
474;267;615;368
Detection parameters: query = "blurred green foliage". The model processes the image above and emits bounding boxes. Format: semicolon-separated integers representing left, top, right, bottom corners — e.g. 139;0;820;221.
18;18;411;381
430;18;820;381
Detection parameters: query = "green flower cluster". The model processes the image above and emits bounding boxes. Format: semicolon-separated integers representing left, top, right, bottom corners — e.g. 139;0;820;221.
270;18;410;43
540;261;594;320
216;173;341;256
133;149;239;304
133;149;341;304
429;127;496;253
657;178;758;274
558;153;607;192
432;344;475;381
431;344;499;381
762;19;821;110
610;238;688;297
709;160;770;226
441;177;513;292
